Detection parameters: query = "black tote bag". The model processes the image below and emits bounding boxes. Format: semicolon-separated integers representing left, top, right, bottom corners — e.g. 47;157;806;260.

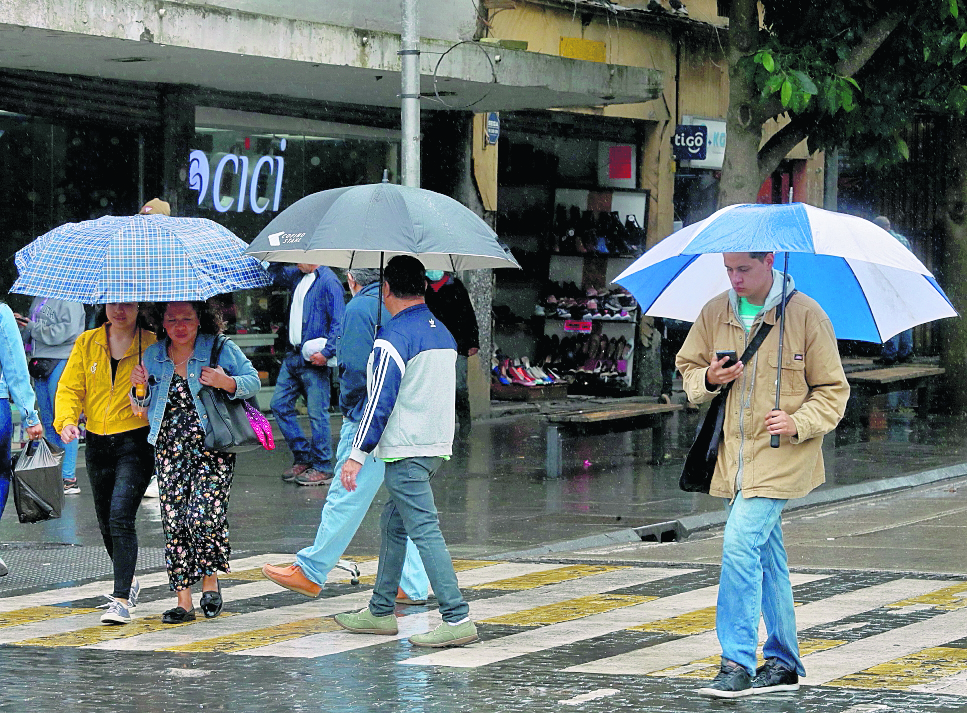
199;335;265;454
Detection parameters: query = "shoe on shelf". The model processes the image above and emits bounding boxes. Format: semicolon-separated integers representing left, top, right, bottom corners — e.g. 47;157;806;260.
64;478;80;495
261;563;322;598
697;659;754;698
282;463;309;482
396;587;428;605
409;619;479;648
100;596;132;625
751;658;800;694
162;606;196;624
334;607;399;635
295;468;334;487
142;476;159;498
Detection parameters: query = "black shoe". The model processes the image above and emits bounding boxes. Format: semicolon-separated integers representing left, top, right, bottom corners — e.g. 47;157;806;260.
200;582;223;619
751;658;800;694
162;606;196;624
697;659;754;698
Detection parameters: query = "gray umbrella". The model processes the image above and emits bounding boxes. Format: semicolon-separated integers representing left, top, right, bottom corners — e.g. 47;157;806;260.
245;182;520;271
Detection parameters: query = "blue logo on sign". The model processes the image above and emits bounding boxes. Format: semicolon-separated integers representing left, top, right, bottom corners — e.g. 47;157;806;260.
672;125;708;161
485;112;500;145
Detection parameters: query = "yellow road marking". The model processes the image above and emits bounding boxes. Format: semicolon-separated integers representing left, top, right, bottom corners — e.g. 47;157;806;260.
826;646;967;689
223;566;273;582
470;565;627;591
161;617;342;653
13;612;234;647
887;583;967;611
0;606;99;628
628;606;717;635
355;559;504;588
483;594;654;627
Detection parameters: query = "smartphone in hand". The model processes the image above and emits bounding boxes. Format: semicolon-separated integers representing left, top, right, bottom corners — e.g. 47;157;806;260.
716;349;738;368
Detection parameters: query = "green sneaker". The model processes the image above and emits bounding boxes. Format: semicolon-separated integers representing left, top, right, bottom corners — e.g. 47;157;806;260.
333;608;398;635
409;620;479;648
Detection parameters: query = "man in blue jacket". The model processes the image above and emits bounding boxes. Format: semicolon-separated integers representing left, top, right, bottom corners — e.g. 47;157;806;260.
334;255;477;648
261;267;429;602
269;263;345;486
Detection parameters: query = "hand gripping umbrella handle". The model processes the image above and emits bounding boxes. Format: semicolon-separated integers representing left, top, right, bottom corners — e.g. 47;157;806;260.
135;329;146;399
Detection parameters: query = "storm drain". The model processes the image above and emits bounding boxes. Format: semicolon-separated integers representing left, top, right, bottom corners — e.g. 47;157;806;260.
0;545;167;595
634;521;685;543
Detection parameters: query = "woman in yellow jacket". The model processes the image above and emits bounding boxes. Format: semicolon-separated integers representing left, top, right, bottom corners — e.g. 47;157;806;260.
54;302;156;626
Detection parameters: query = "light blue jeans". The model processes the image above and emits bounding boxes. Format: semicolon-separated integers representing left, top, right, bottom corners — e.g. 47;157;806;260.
33;359;79;481
296;417;428;599
369;456;469;623
717;493;804;676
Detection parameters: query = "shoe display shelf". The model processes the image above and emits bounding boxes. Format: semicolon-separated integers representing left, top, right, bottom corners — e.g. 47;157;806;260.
492;186;648;401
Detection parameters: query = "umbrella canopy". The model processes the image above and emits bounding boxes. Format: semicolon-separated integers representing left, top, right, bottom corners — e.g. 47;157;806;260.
614;203;957;343
13;214;271;303
245;182;520;271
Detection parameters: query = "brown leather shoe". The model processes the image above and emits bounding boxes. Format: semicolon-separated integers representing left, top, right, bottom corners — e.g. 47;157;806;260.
396;586;428;605
282;464;309;482
261;563;322;597
295;468;334;487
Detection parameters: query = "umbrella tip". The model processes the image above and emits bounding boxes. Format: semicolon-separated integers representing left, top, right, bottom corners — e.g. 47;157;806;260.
381;169;389;184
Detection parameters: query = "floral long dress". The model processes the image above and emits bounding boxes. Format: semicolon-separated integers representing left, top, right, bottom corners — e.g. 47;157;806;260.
156;373;236;590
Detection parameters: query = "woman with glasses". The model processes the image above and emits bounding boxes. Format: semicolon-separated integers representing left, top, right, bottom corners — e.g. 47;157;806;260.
131;301;259;624
55;302;156;625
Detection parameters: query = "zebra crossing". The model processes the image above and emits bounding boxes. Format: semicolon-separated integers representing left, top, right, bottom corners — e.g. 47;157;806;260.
3;555;967;699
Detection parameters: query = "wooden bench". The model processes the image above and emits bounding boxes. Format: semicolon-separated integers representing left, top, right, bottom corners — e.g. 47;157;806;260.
545;402;683;478
847;365;945;418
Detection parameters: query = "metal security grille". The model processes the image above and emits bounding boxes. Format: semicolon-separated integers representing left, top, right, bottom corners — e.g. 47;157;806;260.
0;68;163;129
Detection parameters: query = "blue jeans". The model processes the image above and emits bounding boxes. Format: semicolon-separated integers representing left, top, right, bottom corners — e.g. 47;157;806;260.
717;494;803;676
882;329;913;360
33;359;79;481
296;417;428;598
0;400;12;519
271;353;333;473
85;428;155;600
370;456;469;623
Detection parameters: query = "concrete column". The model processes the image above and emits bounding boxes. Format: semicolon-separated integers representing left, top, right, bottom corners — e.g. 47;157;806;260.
161;87;196;217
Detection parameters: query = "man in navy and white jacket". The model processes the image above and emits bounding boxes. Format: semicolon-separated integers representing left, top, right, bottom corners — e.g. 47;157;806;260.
334;255;477;648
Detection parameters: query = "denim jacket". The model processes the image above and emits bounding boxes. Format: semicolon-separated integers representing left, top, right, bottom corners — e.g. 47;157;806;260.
134;333;261;446
0;303;40;427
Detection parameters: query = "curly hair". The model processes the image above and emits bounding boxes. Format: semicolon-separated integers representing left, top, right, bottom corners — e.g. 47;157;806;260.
151;300;225;339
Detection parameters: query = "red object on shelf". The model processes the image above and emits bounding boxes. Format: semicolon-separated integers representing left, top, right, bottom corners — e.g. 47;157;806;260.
564;320;593;334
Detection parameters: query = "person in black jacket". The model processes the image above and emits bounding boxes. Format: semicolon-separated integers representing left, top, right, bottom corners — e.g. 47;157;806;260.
424;270;479;439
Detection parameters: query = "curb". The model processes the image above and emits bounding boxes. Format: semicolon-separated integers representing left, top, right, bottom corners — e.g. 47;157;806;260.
492;461;967;559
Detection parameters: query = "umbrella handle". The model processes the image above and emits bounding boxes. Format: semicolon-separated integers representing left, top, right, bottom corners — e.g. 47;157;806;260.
771;253;790;449
135;328;146;399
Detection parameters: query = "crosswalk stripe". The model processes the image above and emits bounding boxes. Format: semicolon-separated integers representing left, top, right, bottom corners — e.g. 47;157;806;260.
481;594;656;627
161;617;343;653
470;565;628;591
240;567;693;659
564;577;950;676
0;605;99;628
14;612;237;647
807;605;967;686
651;638;847;679
71;561;624;654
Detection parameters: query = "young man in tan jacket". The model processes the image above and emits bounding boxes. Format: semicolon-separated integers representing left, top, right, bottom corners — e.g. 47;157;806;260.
676;252;849;698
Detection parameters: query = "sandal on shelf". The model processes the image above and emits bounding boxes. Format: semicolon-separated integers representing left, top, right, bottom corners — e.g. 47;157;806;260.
162;606;196;624
200;581;223;619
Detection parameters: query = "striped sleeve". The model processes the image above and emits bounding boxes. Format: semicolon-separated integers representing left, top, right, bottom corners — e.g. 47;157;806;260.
349;338;406;462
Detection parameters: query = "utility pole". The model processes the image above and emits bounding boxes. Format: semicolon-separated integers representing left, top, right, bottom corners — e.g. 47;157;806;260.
400;0;420;188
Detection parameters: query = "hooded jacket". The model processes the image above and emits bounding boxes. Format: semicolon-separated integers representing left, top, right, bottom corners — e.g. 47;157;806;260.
676;271;850;500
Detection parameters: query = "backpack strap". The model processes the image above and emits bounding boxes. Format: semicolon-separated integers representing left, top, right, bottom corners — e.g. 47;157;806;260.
720;289;797;397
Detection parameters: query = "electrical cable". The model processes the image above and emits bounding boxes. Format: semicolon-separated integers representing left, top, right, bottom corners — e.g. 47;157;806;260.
430;40;498;110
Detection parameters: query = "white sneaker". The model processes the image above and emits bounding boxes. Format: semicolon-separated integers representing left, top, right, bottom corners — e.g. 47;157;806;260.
129;576;140;609
143;477;159;499
100;596;132;625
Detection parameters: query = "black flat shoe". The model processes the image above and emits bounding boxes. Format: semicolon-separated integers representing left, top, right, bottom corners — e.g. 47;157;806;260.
200;582;223;619
162;606;196;624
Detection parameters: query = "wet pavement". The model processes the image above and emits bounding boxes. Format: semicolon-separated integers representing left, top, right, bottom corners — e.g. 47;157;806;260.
1;378;967;711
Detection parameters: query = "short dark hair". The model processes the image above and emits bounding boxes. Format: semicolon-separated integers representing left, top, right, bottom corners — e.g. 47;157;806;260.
383;255;427;299
152;300;225;339
749;252;772;261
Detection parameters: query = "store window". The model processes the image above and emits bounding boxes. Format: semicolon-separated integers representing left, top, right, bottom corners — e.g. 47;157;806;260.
0;110;155;301
190;108;401;384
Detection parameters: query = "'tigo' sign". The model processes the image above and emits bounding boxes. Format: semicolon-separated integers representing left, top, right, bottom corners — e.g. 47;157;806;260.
672;125;707;161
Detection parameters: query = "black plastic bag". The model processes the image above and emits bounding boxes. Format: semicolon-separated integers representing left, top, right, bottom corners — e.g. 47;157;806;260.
13;438;64;524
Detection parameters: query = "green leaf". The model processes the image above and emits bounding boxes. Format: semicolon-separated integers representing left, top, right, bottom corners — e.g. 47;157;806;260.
844;77;861;91
952;0;960;19
897;137;910;160
961;32;967;50
762;52;775;73
791;70;818;95
781;79;792;106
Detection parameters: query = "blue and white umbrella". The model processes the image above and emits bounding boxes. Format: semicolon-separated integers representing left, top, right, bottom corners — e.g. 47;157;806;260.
13;214;271;303
614;203;957;343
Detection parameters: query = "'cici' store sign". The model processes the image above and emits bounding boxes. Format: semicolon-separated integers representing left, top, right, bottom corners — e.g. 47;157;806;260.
188;139;286;214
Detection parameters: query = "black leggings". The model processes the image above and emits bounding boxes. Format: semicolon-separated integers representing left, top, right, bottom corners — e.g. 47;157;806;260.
85;428;154;600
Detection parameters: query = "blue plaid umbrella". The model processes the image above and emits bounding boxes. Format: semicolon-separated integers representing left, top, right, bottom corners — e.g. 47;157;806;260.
12;214;270;303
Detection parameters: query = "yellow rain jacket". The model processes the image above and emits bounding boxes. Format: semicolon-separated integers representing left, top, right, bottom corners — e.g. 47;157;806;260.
54;325;157;436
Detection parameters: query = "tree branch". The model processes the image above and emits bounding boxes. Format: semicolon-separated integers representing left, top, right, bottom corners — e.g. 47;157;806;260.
757;116;812;180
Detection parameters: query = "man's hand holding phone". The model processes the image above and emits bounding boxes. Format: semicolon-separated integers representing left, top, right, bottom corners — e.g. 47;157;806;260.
706;349;743;387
